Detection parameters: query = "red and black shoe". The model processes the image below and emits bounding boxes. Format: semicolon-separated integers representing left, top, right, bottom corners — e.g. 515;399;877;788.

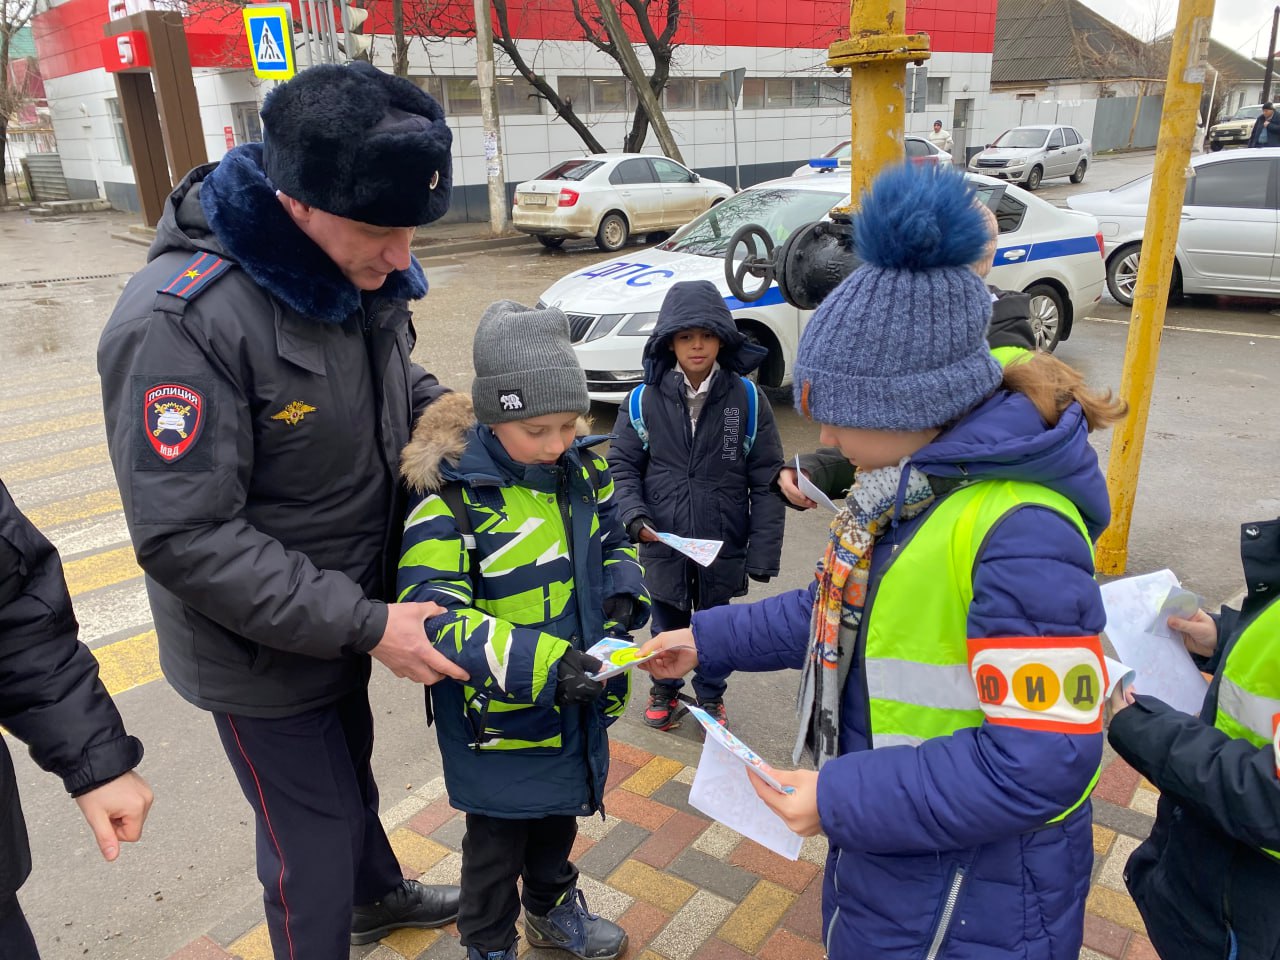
697;698;727;726
644;687;681;730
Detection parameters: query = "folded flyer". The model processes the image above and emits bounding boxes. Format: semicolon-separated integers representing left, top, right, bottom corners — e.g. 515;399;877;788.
686;705;789;794
584;637;661;680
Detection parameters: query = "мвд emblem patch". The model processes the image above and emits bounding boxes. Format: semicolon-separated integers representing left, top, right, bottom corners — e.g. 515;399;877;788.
144;382;205;463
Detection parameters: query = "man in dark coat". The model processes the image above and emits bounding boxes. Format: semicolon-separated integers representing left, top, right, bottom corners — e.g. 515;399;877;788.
1;479;152;959
1248;102;1280;147
607;281;785;729
97;63;465;959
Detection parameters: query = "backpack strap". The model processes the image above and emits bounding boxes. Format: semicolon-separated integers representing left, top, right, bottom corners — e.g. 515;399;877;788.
627;384;650;451
741;376;759;456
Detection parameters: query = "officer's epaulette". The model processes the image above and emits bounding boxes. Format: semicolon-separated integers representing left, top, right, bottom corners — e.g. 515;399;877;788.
156;251;233;302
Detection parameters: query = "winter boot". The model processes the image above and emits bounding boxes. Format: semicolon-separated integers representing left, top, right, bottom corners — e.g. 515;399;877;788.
526;887;628;960
644;685;680;730
350;879;460;945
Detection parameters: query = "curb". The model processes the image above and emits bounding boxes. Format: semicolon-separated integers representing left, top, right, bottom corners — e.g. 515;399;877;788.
411;233;533;257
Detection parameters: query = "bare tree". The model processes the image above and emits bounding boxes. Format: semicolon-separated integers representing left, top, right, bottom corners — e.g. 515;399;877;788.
1;0;37;205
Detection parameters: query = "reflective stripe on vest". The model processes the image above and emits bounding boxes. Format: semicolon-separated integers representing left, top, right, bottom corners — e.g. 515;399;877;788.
1213;596;1280;860
862;479;1100;821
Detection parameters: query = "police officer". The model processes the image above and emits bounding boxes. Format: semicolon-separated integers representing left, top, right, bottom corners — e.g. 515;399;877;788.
1;479;153;959
97;63;466;959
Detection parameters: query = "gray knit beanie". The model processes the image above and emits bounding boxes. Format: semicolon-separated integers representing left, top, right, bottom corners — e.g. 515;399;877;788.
793;164;1001;431
472;301;590;424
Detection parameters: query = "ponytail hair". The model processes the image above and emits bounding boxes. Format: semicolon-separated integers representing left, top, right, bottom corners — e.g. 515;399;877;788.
1001;352;1127;431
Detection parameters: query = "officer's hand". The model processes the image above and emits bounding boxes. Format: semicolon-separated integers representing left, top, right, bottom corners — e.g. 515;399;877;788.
1168;609;1218;659
75;771;154;862
555;648;606;705
777;468;817;510
638;629;699;679
372;602;470;685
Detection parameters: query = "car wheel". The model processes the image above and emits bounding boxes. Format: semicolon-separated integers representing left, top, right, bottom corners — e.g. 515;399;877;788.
1069;160;1087;184
536;235;565;249
737;324;782;387
1209;141;1224;152
596;212;629;252
1106;244;1142;306
1024;283;1064;352
1025;165;1043;190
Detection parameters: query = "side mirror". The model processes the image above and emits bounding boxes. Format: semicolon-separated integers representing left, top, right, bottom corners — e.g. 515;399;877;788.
691;173;700;183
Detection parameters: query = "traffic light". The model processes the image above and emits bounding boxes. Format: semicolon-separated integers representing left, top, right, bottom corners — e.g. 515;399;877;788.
341;1;371;61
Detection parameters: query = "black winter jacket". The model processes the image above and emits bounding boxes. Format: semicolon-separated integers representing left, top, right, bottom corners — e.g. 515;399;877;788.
1248;112;1280;148
97;145;446;718
607;281;785;610
0;480;144;899
1108;518;1280;960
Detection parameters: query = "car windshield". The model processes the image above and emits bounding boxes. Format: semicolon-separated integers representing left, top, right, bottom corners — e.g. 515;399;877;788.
660;188;848;258
826;141;852;159
993;128;1049;149
536;159;603;181
1230;106;1264;121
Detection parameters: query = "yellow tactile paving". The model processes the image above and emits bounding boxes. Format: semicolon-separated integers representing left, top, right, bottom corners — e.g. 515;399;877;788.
0;442;110;483
62;544;140;595
1092;823;1116;856
1086;885;1147;934
716;879;796;954
93;630;161;697
0;409;102;443
23;486;122;528
607;858;697;913
383;926;442;958
227;922;274;960
619;755;685;797
388;828;451;873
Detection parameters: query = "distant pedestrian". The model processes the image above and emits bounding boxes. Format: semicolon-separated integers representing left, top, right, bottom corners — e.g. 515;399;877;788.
1;479;153;959
396;302;650;960
1248;102;1280;147
607;280;785;731
1107;517;1280;960
928;119;954;153
642;163;1127;960
97;62;465;959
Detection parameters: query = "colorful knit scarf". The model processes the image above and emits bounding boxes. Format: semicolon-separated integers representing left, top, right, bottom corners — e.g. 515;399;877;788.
794;461;936;769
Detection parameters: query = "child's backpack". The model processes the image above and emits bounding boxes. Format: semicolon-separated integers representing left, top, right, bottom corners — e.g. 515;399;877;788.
626;375;759;454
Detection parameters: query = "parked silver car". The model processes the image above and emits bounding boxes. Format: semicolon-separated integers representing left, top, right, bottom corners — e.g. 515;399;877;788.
1066;148;1280;306
968;124;1091;190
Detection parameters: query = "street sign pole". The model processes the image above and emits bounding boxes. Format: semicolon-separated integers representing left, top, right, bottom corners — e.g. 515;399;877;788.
720;67;745;191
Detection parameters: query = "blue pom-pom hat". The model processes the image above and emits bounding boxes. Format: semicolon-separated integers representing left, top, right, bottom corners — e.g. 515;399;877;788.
793;163;1002;431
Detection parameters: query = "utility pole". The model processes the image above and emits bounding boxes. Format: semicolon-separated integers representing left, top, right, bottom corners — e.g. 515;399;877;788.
472;0;509;234
1095;0;1215;574
1263;5;1279;103
594;0;684;164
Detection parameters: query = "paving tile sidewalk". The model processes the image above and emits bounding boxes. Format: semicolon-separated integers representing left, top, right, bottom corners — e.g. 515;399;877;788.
167;725;1161;960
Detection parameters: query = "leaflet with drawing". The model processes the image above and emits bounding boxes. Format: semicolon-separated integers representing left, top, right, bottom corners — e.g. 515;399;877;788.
642;526;724;567
584;637;692;681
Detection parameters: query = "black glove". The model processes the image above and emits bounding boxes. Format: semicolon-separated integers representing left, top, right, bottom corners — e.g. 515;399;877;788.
603;595;637;630
748;573;773;584
555;648;606;705
626;517;654;543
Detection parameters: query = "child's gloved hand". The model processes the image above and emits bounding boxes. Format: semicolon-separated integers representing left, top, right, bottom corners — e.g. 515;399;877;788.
555;648;606;705
603;595;638;631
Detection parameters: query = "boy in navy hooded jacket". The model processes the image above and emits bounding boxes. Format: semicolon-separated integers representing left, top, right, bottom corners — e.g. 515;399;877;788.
607;281;785;729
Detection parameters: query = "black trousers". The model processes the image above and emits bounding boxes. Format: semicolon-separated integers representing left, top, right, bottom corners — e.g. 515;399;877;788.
649;590;728;701
0;896;39;960
458;813;578;952
213;685;404;960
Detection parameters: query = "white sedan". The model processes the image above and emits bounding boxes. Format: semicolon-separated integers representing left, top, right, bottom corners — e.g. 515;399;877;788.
512;154;734;253
792;137;952;177
536;172;1105;402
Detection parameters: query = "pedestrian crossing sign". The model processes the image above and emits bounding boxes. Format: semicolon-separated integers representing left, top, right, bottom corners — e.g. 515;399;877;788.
242;4;295;80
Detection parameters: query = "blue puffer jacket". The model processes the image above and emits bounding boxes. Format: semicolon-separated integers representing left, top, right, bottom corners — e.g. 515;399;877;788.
692;390;1109;960
396;394;649;818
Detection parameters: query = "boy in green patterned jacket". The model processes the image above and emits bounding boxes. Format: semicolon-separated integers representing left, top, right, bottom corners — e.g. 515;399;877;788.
396;302;649;960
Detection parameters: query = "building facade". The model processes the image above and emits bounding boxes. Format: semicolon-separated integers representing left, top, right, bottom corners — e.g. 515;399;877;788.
32;0;999;218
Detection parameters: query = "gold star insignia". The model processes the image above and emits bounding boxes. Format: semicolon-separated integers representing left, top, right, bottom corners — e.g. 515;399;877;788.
271;400;316;426
184;269;201;279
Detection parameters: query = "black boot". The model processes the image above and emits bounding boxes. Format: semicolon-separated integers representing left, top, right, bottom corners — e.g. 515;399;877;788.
350;879;461;945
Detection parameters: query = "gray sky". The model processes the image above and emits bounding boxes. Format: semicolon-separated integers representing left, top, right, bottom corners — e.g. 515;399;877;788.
1077;0;1280;59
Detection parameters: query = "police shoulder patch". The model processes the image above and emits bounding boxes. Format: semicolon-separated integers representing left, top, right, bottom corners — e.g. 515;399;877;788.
157;252;233;302
967;635;1106;734
144;382;206;463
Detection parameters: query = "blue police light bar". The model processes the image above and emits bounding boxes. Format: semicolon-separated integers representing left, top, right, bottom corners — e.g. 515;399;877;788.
808;157;840;169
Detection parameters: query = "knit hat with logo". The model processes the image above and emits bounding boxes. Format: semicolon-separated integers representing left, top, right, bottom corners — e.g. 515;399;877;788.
793;163;1001;430
472;301;590;424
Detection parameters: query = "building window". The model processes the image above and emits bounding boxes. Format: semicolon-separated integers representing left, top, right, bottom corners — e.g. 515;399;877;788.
820;77;848;105
106;97;130;167
590;77;632;113
926;76;948;104
742;78;766;109
696;78;728;110
764;78;793;108
231;101;263;144
663;77;695;111
793;78;821;108
410;75;539;116
496;77;541;115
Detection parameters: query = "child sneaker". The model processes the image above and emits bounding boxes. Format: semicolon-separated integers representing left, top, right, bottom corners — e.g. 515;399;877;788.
467;946;517;960
644;686;680;729
525;887;628;960
697;698;728;725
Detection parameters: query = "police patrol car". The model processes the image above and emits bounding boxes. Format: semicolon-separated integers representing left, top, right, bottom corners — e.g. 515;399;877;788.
536;172;1105;403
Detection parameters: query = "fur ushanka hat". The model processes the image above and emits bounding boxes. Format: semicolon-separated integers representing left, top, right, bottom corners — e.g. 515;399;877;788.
260;61;453;227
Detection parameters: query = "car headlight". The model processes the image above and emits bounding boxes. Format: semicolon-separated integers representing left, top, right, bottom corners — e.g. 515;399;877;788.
618;312;660;336
1007;158;1025;167
584;314;626;342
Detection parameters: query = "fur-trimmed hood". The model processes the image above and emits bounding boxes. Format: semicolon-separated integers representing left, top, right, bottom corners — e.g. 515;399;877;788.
148;144;428;325
400;392;595;495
